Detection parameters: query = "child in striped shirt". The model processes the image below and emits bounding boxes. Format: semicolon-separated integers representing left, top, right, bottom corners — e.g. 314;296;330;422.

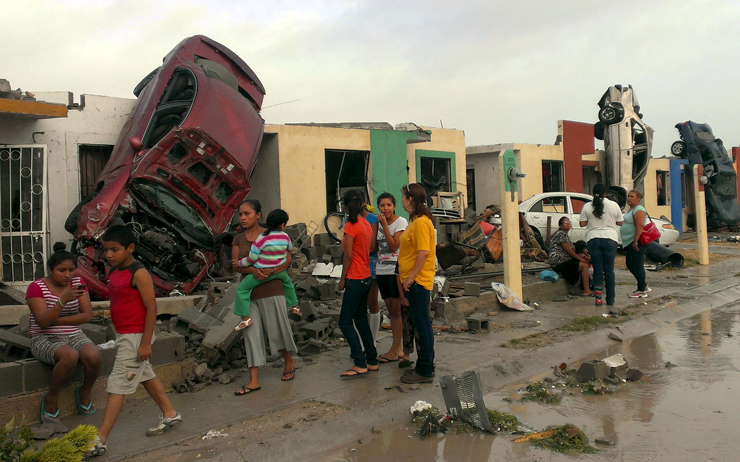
233;209;298;331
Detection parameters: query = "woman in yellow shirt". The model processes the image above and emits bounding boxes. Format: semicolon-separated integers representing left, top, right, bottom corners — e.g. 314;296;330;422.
397;183;436;384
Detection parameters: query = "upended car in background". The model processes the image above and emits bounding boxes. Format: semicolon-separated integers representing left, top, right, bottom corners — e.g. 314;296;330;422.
594;84;653;208
66;35;266;299
671;121;740;229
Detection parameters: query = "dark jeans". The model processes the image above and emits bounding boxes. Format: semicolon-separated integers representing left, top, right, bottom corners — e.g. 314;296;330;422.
625;241;648;291
587;238;618;305
338;278;377;368
406;282;435;377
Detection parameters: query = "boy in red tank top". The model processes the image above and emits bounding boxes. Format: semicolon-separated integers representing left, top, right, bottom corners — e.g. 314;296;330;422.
86;225;181;457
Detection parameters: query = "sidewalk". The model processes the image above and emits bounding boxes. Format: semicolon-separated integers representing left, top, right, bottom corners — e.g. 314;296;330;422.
32;246;740;460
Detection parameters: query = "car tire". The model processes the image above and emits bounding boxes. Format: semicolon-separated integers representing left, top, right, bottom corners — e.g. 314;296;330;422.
598;104;624;125
594;122;605;141
605;187;626;208
531;226;546;250
670;141;686;157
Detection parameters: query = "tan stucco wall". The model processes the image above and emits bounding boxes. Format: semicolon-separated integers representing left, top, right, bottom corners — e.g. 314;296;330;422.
517;143;564;200
643;157;673;219
265;124;371;231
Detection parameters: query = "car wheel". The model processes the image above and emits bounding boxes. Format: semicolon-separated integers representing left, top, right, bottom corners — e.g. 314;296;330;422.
531;226;546;250
598;104;624;125
594;122;605;141
605;187;626;208
670;141;686;157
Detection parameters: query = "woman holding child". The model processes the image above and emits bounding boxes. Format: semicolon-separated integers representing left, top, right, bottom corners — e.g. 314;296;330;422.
548;217;593;296
232;200;298;395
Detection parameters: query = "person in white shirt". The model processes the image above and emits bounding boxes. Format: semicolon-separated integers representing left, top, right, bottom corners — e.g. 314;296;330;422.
579;184;624;308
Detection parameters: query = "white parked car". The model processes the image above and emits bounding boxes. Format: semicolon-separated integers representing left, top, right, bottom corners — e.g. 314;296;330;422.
492;192;679;247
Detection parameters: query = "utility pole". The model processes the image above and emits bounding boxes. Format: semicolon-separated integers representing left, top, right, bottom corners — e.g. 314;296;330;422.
693;164;709;265
499;149;524;298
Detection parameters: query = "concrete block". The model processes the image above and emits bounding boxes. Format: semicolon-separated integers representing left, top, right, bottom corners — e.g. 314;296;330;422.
322;254;332;263
465;314;489;332
603;354;628;377
188;313;224;334
576;360;609;382
151;332;186;366
320;280;338;301
176;306;203;325
626;369;643;381
18;314;31;336
0;361;23;397
300;338;327;355
0;329;32;361
80;323;108;345
328;245;344;258
313;233;335;246
202;313;242;354
300;321;332;340
17;358;55;393
301;246;318;261
463;282;481;297
99;346;117;376
298;301;319;321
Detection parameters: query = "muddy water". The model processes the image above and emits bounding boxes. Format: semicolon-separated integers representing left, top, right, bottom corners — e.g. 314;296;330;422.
324;306;740;461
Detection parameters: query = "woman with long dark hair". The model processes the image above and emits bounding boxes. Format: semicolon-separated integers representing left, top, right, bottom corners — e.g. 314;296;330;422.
579;184;624;307
398;183;437;384
26;243;102;422
338;189;378;378
548;216;592;296
232;200;298;395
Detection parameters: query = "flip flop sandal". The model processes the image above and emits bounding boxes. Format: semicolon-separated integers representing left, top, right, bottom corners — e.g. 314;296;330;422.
40;394;60;423
281;369;295;381
377;354;399;363
234;385;261;396
339;369;368;379
75;387;96;416
234;319;253;331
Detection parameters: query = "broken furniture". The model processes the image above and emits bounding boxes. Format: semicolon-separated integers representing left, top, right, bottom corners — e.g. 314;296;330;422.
439;370;495;433
431;191;465;223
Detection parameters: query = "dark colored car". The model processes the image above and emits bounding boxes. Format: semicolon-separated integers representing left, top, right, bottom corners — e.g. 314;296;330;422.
671;121;740;229
66;35;266;298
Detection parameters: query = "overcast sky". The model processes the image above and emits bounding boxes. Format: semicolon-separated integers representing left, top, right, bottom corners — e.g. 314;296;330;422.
5;0;740;155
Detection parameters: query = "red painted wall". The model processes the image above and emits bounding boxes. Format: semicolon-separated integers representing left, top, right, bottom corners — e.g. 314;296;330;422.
561;121;595;193
733;147;740;209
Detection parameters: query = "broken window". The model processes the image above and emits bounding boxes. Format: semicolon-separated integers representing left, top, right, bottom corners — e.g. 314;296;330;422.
324;150;369;214
542;160;564;192
143;70;196;149
466;168;476;211
78;144;112;199
420;157;451;195
656;170;669;206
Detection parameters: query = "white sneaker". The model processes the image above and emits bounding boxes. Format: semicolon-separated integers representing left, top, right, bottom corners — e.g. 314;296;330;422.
644;285;652;293
85;436;107;457
146;412;182;436
629;290;648;298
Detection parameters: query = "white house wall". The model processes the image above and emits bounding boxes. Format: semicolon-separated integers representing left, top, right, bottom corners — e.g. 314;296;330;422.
0;92;135;249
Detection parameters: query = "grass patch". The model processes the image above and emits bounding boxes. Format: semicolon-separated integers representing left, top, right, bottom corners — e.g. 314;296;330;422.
561;315;624;332
533;424;598;454
520;382;561;404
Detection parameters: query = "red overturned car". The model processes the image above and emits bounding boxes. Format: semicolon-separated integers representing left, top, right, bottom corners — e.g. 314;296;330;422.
66;35;265;299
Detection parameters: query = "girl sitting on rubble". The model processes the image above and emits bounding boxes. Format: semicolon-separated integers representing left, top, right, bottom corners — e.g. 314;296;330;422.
232;209;299;331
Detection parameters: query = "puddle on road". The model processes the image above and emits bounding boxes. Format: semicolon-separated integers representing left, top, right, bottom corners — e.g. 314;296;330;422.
323;307;740;461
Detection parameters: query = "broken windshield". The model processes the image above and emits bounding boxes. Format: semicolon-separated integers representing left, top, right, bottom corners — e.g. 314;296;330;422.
130;179;210;238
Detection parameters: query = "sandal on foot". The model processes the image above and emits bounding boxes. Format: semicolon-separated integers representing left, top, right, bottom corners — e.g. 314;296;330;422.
340;368;368;379
290;307;301;316
377;354;399;363
85;436;107;457
74;387;96;416
40;394;60;423
234;319;253;331
234;385;261;396
398;359;414;369
281;369;295;381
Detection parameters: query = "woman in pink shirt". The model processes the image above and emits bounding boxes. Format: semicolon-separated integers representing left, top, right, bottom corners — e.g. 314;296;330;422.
26;242;101;422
